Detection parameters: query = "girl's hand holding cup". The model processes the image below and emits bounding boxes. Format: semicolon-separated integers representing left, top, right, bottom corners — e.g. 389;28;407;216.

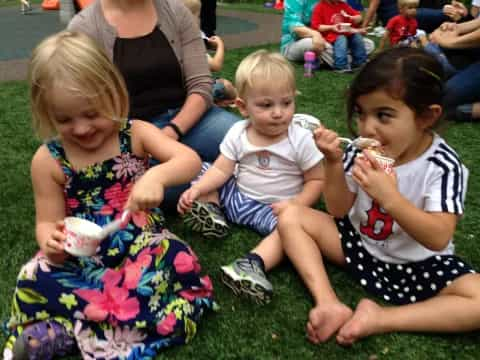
352;150;398;206
313;127;344;163
44;220;69;265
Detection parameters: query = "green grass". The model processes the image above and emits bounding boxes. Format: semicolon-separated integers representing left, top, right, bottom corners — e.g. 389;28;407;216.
1;3;480;358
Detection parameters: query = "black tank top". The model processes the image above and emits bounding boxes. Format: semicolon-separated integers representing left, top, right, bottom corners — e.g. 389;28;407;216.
114;27;186;120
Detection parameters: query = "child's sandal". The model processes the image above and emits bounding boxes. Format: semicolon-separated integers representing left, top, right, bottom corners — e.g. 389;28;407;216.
12;320;75;360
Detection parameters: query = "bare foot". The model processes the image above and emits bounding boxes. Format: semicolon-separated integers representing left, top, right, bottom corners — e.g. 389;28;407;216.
306;302;353;344
336;298;384;346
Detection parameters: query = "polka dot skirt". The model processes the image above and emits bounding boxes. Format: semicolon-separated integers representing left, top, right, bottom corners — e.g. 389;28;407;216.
336;217;476;305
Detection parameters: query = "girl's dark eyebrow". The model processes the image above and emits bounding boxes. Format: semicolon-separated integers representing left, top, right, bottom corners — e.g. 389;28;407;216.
376;106;396;112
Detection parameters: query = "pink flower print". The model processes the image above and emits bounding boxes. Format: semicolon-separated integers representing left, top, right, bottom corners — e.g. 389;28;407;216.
112;153;144;180
173;251;201;274
156;313;177;336
74;284;140;325
66;197;79;210
100;183;132;215
122;248;153;289
179;275;214;301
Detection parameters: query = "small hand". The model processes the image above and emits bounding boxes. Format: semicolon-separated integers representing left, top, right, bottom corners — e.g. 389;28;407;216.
270;200;292;216
208;35;224;49
177;186;201;215
352;151;397;205
45;220;69;264
313;126;344;163
126;172;165;212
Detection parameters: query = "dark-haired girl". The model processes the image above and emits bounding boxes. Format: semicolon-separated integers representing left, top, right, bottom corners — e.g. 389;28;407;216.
276;47;480;345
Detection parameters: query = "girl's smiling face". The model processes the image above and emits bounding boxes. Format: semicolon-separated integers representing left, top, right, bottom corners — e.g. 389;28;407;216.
354;89;435;166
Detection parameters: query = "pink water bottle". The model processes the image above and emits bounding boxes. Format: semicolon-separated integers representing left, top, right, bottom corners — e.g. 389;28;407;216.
304;51;316;77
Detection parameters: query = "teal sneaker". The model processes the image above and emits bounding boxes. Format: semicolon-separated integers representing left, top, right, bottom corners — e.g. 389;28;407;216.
183;201;229;238
220;257;273;305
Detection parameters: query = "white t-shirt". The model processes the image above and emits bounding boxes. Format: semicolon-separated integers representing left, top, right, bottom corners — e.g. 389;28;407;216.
343;133;469;264
220;120;324;203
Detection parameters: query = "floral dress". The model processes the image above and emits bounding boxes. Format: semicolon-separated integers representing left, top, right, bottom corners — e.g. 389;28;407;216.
4;122;215;360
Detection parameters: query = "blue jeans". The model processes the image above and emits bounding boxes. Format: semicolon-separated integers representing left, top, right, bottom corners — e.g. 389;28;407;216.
424;43;457;77
333;34;367;70
150;106;239;211
444;61;480;109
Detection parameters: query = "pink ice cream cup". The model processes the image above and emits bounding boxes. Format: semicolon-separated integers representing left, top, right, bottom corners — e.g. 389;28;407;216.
64;217;103;257
338;23;352;33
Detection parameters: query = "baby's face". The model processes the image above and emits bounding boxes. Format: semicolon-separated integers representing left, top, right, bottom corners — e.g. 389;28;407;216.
400;4;417;17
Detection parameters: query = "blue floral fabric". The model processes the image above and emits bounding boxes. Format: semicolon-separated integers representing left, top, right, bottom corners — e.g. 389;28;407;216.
4;121;215;360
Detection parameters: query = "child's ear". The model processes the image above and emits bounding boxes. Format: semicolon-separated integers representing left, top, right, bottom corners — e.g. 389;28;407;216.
235;98;248;118
418;104;442;129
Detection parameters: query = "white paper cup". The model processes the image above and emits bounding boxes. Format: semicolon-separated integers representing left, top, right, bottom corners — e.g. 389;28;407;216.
338;23;352;32
64;217;103;257
372;153;395;174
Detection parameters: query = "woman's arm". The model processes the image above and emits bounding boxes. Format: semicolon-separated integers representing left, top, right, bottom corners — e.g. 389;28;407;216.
430;20;480;48
31;146;69;264
362;0;380;28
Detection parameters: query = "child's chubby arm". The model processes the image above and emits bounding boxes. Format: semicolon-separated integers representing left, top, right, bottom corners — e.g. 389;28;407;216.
353;151;457;251
126;120;202;212
313;127;356;217
377;30;390;51
31;145;69;265
270;162;325;215
207;35;225;73
177;154;236;214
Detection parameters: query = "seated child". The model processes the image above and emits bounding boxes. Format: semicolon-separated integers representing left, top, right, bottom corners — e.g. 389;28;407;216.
177;50;325;304
3;31;215;360
182;0;237;107
311;0;368;73
378;0;426;51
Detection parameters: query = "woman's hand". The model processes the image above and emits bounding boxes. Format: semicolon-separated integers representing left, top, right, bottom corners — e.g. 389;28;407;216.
177;186;201;215
429;27;459;47
351;151;397;206
44;220;69;265
126;171;165;212
313;127;344;163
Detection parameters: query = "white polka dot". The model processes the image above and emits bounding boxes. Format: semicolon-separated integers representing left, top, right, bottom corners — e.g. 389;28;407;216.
404;287;410;293
410;296;416;302
383;276;389;283
396;264;403;270
384;294;390;301
339;221;344;226
378;267;384;273
446;280;452;286
372;271;377;277
349;231;354;236
360;279;367;286
451;269;458;274
459;262;465;267
436;270;444;276
400;278;406;284
406;267;412;274
346;242;352;248
393;284;399;290
357;241;362;247
444;261;450;266
346;257;351;263
431;283;437;291
358;252;364;259
387;287;392;292
398;293;404;298
423;272;430;279
375;282;382;289
385;264;390;270
411;275;417;281
416;285;423;291
357;264;364;271
372;258;378;263
435;256;441;261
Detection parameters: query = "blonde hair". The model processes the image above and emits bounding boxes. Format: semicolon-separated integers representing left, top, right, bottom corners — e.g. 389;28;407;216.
235;50;296;99
29;31;129;140
398;0;419;8
182;0;201;14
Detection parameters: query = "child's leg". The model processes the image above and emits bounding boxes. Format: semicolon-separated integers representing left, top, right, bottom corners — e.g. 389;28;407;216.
251;230;283;271
277;205;353;343
349;34;367;68
333;35;350;71
337;273;480;345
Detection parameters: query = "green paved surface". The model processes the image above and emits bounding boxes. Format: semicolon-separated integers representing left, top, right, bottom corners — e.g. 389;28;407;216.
0;5;258;62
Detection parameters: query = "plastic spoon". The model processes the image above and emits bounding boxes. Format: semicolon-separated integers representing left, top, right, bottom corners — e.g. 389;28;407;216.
337;137;381;149
96;210;131;240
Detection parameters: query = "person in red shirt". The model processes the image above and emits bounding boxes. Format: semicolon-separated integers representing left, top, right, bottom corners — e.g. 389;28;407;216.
378;0;426;51
311;0;368;72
